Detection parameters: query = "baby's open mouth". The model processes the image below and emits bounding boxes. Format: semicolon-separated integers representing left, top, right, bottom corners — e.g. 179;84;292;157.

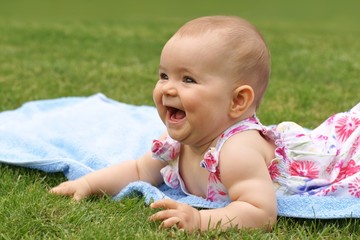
167;107;186;120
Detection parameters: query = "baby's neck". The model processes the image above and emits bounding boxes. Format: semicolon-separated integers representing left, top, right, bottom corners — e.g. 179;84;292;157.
183;138;217;158
237;107;256;122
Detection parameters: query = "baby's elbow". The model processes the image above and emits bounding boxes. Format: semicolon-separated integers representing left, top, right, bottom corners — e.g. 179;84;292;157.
232;200;277;231
261;205;277;231
265;211;277;231
246;201;277;231
258;191;278;230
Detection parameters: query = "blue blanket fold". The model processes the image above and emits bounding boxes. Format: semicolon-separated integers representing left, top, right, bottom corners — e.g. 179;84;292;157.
1;93;359;218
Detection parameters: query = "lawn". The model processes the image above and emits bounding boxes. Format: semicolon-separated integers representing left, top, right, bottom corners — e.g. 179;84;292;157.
0;0;360;239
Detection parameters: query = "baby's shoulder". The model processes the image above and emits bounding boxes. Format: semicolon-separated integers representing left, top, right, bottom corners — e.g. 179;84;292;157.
220;130;263;153
219;130;272;167
217;131;270;184
222;129;265;147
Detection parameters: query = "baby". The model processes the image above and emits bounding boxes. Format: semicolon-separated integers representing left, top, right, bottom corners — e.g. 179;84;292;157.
50;15;360;232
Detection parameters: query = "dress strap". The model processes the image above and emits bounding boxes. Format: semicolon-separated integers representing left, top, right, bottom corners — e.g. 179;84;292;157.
200;115;265;173
216;115;265;151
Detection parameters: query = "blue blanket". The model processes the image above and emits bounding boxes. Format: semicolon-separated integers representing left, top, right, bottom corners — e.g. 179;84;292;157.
1;93;359;218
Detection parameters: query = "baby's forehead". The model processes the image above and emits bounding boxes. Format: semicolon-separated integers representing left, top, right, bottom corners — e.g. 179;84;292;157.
174;24;261;51
174;27;228;42
176;16;254;35
171;31;220;43
164;33;226;60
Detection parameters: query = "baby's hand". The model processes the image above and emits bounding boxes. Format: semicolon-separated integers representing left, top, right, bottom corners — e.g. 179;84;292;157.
49;177;92;201
149;199;201;233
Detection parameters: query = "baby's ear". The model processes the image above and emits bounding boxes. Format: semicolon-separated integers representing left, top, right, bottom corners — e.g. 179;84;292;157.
229;85;254;118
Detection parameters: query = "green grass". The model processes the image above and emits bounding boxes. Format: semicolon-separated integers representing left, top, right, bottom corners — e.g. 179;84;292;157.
1;1;360;239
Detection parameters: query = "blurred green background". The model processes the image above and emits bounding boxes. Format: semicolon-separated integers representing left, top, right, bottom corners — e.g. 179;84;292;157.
1;0;360;126
2;0;359;29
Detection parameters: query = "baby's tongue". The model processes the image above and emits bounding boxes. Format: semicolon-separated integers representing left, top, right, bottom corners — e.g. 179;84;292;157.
173;110;186;119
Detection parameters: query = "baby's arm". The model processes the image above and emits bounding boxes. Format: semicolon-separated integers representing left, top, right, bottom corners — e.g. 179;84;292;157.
201;137;277;230
199;150;276;230
150;132;277;231
50;151;165;200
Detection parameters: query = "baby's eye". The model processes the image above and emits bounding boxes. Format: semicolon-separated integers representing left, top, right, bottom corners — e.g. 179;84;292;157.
183;76;197;84
159;73;169;80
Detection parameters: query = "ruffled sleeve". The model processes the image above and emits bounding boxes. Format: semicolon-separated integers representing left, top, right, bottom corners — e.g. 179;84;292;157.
200;147;218;173
151;137;181;188
200;147;229;202
151;137;180;163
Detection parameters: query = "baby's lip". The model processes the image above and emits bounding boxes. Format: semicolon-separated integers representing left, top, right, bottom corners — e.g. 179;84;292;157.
164;103;183;113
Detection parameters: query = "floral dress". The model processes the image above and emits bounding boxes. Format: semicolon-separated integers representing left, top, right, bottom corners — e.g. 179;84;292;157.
151;102;360;201
151;116;265;202
267;102;360;197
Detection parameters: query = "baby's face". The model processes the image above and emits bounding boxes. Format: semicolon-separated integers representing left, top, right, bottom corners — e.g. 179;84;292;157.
160;33;236;81
153;34;238;146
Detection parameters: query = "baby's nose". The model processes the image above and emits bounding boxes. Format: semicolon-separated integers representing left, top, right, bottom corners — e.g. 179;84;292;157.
161;81;177;96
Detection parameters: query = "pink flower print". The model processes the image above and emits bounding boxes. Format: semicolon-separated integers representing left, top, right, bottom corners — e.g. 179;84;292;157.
224;125;249;138
321;181;345;196
335;149;340;157
348;177;360;198
151;139;180;162
336;159;360;182
322;183;340;196
169;144;179;159
326;114;336;125
349;136;360;157
151;139;164;155
208;171;221;184
166;170;179;188
160;166;179;188
316;135;328;141
326;160;336;174
248;116;259;124
275;146;287;160
207;186;217;202
200;148;218;173
335;115;360;142
290;161;319;178
207;185;227;202
268;160;280;180
214;189;228;201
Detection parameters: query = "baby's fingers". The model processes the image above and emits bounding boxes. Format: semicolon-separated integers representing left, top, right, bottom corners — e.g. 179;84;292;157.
49;181;79;199
149;209;174;221
159;217;182;229
150;198;179;210
49;179;92;201
149;210;182;229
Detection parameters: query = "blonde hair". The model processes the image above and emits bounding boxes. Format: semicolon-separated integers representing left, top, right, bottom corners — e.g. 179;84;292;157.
174;16;270;108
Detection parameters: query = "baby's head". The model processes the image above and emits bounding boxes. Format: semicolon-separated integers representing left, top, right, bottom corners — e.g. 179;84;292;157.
167;16;270;109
